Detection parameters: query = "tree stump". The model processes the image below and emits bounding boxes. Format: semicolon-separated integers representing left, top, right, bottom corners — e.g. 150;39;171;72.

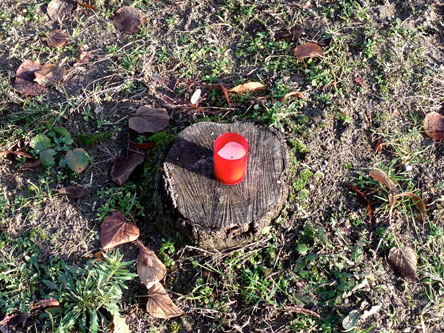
156;122;288;249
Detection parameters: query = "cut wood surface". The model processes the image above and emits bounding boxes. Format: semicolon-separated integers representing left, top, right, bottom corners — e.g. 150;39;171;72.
158;122;288;249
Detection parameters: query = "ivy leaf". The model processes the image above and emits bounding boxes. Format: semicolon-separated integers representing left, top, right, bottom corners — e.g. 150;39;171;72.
30;134;51;153
66;148;90;174
40;149;56;167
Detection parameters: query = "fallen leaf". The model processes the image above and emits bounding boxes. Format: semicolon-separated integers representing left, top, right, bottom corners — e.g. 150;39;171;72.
218;85;231;105
113;314;130;333
47;0;75;20
66;148;90;174
275;25;303;42
293;42;323;60
373;137;382;153
111;150;145;186
55;186;88;199
128;106;170;134
280;91;307;102
369;169;400;195
345;184;372;226
136;241;166;288
113;6;143;34
77;2;97;11
229;82;266;94
47;29;70;48
14;60;47;97
100;211;140;250
388;246;418;281
34;64;65;87
74;51;93;67
391;192;426;220
0;150;34;159
19;159;42;170
93;251;104;262
424;112;444;141
146;282;184;319
190;88;201;105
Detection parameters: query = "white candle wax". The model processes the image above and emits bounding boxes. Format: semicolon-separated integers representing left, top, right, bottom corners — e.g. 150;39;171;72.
217;142;246;160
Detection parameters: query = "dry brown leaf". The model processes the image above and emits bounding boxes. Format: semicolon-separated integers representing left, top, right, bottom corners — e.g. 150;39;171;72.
128;106;170;134
275;26;303;42
113;6;143;34
47;0;75;20
373;137;382;153
111;150;146;186
424;112;444;141
280;91;307;102
34;64;65;87
293;42;323;60
369;169;400;195
147;282;184;319
93;251;104;262
229;82;266;94
136;241;166;289
391;192;426;220
219;85;231;105
345;184;372;226
73;51;93;68
47;29;70;48
55;186;88;199
100;211;140;250
19;159;42;170
14;60;47;97
388;247;418;282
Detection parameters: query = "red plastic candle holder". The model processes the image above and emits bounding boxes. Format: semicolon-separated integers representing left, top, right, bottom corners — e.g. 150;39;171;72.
213;132;248;185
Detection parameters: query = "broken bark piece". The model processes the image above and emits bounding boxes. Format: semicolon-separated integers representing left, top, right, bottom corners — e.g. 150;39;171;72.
156;122;288;249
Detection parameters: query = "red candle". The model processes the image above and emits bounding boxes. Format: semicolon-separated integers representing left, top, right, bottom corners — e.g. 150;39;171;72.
213;133;248;185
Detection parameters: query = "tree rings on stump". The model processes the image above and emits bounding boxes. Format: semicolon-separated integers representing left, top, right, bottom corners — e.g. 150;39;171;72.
157;122;288;249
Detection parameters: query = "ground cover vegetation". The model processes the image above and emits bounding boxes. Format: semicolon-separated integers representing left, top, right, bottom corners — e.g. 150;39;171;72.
0;0;443;331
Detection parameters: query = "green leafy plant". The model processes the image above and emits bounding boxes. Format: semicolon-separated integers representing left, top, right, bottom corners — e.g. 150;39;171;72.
30;127;91;173
41;250;136;333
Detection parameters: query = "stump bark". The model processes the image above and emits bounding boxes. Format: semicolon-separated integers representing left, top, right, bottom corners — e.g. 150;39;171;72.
157;122;288;249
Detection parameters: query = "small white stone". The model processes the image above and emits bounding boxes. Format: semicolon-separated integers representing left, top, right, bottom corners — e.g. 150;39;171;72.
404;165;412;172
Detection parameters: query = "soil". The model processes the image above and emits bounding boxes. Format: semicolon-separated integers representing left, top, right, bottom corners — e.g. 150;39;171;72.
0;0;443;332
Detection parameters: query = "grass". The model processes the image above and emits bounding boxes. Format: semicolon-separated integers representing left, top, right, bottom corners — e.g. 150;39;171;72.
0;0;443;331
